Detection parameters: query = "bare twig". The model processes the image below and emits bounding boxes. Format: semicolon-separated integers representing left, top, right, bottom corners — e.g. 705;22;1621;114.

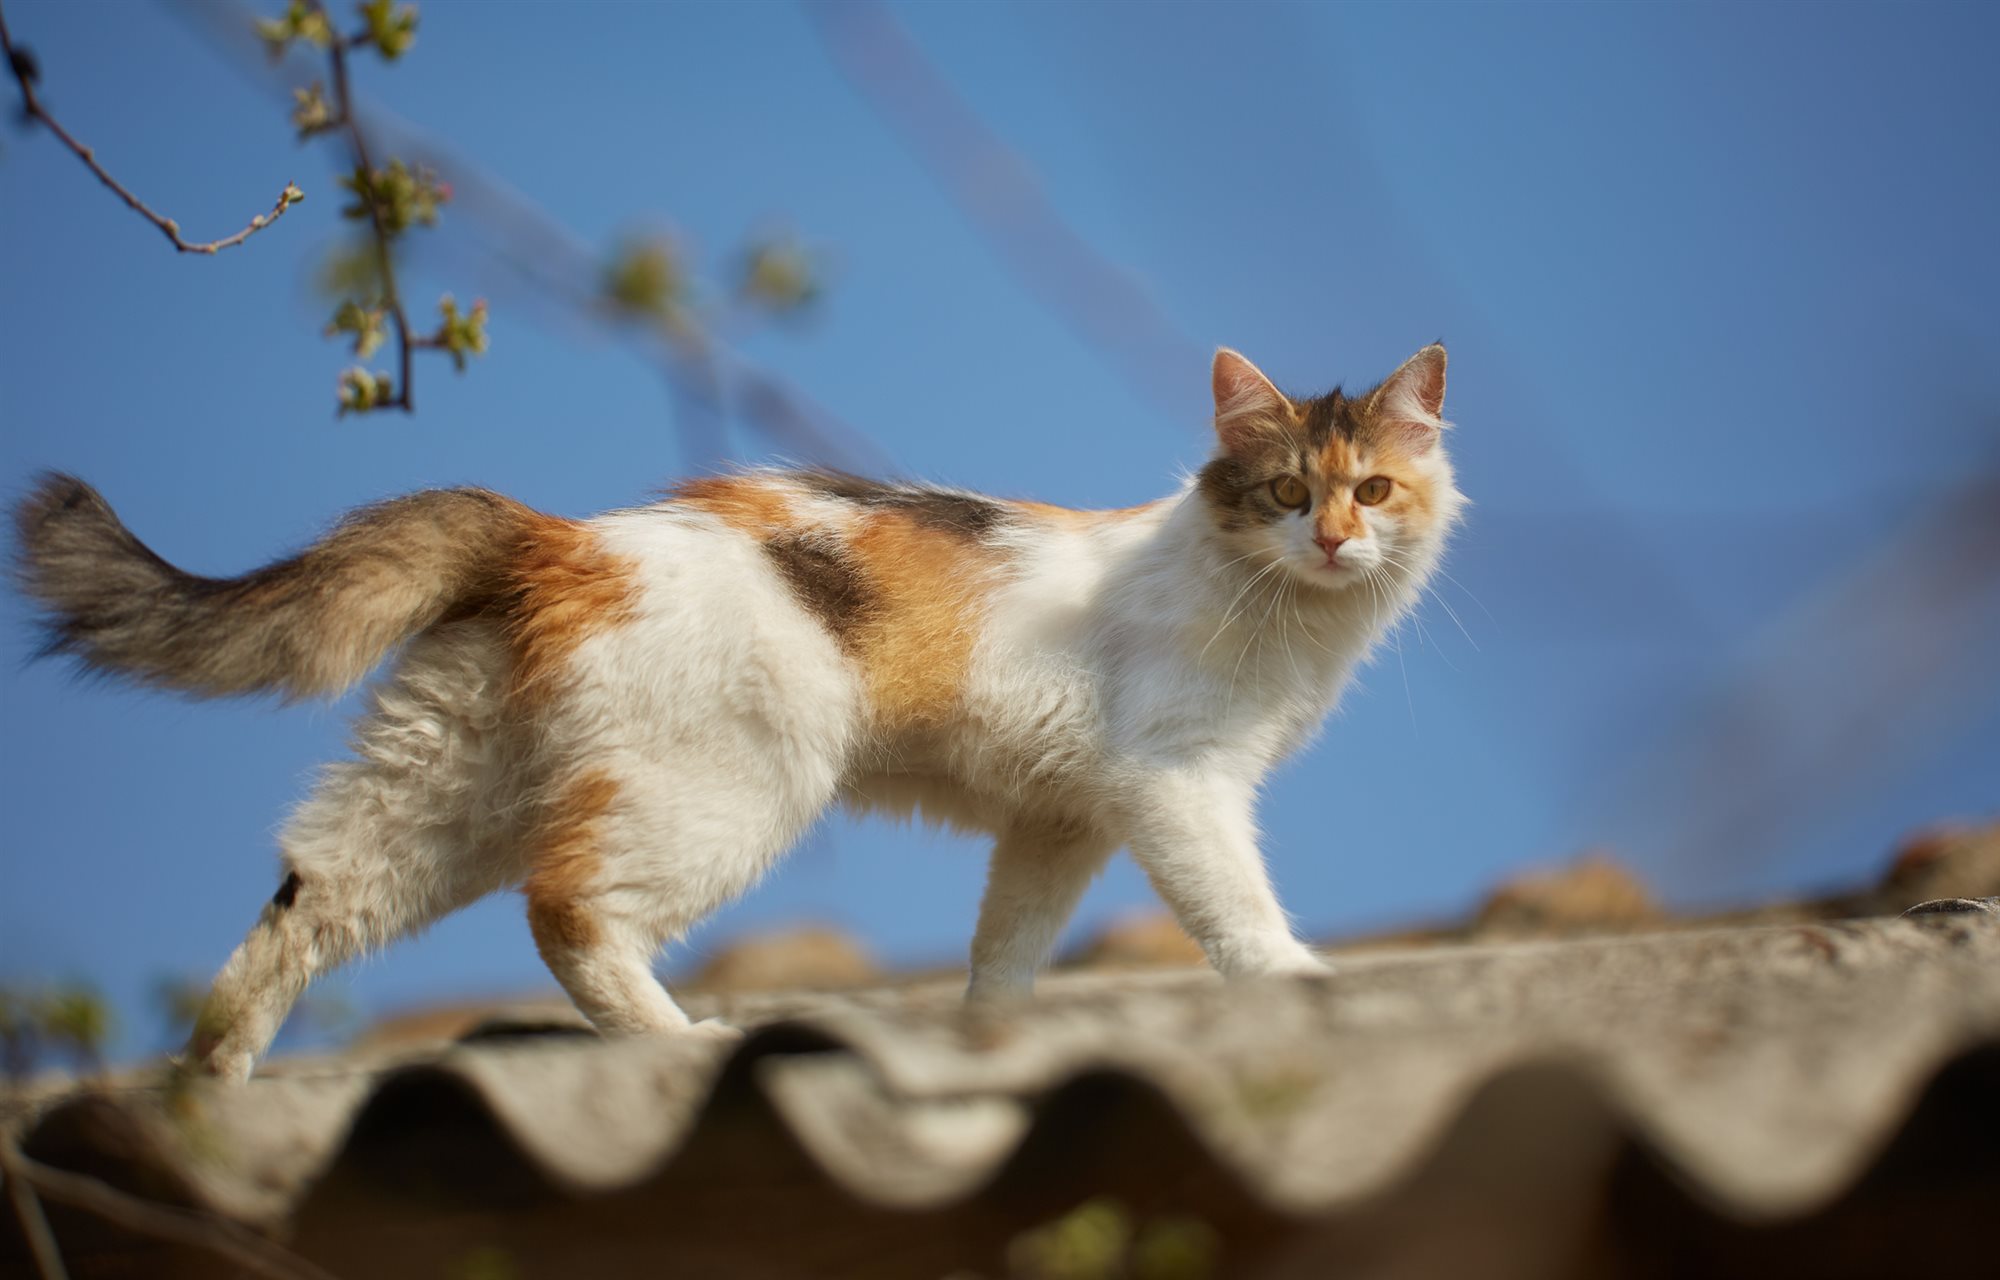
0;0;301;256
2;1136;340;1280
0;1140;68;1280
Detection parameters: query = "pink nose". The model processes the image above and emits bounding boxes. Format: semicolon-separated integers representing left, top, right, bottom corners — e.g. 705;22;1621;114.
1315;535;1346;561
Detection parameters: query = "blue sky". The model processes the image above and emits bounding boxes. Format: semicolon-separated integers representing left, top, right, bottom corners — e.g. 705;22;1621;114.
3;0;1996;1062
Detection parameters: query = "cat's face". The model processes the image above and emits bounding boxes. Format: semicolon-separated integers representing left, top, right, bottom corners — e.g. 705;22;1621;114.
1195;346;1462;591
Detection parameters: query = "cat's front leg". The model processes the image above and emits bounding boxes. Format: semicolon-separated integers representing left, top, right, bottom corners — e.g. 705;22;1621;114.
1119;766;1332;979
967;823;1118;1002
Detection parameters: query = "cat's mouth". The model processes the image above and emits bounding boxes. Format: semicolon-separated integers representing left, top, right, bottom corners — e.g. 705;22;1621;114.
1308;554;1381;587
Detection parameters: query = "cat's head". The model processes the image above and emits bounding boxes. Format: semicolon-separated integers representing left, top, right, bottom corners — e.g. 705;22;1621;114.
1195;345;1464;590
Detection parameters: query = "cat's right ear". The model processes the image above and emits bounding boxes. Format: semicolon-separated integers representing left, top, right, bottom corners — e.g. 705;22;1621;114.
1212;349;1287;454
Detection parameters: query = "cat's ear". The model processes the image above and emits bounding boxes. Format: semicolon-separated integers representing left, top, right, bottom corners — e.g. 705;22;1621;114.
1373;343;1448;452
1212;348;1287;453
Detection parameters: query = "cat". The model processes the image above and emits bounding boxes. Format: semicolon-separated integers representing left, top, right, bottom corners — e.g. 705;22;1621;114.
12;344;1461;1081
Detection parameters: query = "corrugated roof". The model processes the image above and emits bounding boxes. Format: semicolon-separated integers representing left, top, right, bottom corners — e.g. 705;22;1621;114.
6;899;1999;1278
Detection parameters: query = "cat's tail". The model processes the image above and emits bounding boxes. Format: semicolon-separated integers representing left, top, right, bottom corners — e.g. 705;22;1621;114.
12;473;543;700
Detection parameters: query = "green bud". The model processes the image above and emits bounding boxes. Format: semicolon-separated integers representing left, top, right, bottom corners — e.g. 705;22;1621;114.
433;295;490;372
336;367;393;415
325;300;387;359
738;236;823;314
340;159;447;237
359;0;420;61
290;83;334;138
256;1;332;59
602;238;687;322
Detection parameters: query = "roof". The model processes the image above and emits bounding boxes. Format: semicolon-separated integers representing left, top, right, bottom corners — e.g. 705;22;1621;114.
7;895;1998;1278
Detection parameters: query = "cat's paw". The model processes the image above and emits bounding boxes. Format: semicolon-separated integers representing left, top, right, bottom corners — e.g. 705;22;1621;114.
1235;947;1336;980
1275;953;1337;978
185;1047;256;1084
681;1017;746;1044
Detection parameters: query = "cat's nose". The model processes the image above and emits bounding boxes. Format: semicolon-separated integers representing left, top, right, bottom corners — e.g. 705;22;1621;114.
1315;534;1346;562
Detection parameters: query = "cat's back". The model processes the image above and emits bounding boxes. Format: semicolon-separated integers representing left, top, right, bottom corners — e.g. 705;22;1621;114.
600;468;1162;746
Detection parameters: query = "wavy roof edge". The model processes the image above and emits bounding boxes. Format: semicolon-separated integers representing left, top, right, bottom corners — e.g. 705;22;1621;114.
7;904;2000;1278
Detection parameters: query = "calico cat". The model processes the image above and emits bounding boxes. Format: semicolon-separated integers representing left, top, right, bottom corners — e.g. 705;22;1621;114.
13;345;1461;1081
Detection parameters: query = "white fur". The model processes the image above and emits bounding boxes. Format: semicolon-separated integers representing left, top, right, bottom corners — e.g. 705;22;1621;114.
192;447;1462;1080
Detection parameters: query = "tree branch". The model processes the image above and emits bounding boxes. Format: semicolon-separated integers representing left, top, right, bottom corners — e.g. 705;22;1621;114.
174;0;880;461
0;0;302;256
309;0;417;412
0;1140;67;1280
2;1135;340;1280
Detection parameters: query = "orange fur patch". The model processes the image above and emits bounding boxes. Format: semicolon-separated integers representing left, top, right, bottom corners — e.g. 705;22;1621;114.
1309;432;1439;534
672;474;1004;732
844;511;992;732
504;516;642;702
523;768;620;953
670;475;795;538
1005;497;1161;527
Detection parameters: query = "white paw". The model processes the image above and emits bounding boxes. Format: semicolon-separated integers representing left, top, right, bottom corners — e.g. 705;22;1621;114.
682;1017;746;1044
1275;954;1337;978
1232;948;1336;980
191;1048;256;1084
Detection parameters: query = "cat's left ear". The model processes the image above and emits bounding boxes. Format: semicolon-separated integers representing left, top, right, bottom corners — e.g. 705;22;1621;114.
1375;343;1449;452
1212;348;1288;453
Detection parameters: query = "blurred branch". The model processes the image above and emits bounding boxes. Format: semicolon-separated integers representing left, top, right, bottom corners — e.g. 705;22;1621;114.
0;0;303;255
1;1136;340;1280
807;0;1205;419
1597;459;2000;886
363;133;888;470
1;1141;67;1280
175;0;893;472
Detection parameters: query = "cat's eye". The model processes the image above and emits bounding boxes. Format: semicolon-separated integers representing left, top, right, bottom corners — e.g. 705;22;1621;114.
1269;476;1310;510
1355;476;1393;506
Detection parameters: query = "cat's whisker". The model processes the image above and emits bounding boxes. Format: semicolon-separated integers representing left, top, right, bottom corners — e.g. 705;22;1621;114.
1229;573;1291;716
1406;577;1478;651
1428;588;1478;650
1199;557;1286;662
1371;546;1477;653
1289;591;1337;658
1428;565;1495;623
1392;620;1419;736
1277;584;1309;688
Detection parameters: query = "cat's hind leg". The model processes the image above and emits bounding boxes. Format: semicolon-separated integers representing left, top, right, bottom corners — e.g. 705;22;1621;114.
521;752;840;1042
188;627;519;1081
516;509;861;1040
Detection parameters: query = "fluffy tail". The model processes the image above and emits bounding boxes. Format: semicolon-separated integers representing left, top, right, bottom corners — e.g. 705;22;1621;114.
12;474;542;699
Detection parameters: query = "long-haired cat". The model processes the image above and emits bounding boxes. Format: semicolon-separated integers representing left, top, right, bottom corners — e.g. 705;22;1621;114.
13;345;1461;1081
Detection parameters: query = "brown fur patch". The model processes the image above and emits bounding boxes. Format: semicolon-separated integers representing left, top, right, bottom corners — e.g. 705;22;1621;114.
674;473;1000;731
523;769;620;953
794;471;1010;536
1295;389;1357;449
764;534;874;644
503;516;642;703
1196;433;1307;531
842;511;992;731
